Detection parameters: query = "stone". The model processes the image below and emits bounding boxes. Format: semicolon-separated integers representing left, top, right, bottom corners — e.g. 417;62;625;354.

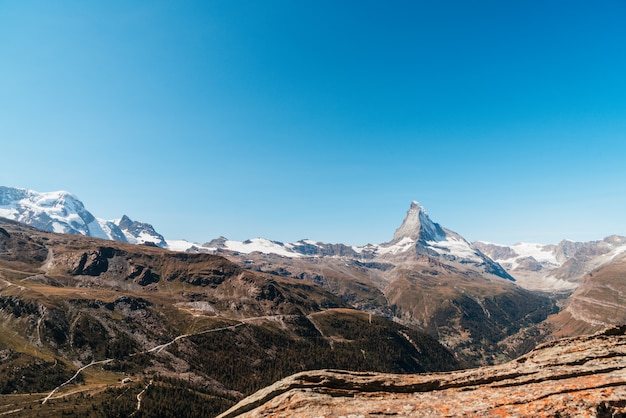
219;325;626;417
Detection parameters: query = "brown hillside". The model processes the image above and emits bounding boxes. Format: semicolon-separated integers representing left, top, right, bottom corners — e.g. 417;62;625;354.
0;219;457;418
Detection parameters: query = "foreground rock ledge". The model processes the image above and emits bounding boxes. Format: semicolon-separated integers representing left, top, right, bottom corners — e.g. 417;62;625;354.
219;326;626;417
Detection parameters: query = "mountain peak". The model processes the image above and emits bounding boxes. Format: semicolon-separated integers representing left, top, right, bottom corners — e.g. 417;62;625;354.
410;200;424;210
392;201;446;242
0;186;167;248
113;215;167;248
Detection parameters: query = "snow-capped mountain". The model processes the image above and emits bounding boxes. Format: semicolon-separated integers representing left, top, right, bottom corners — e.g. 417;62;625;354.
186;200;554;365
0;186;166;247
173;200;512;281
0;187;560;365
391;200;447;242
474;236;626;291
7;185;625;295
366;201;514;280
114;215;166;247
170;198;626;294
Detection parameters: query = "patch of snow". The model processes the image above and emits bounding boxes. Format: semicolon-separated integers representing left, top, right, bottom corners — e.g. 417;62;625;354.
610;244;626;259
511;243;559;264
376;237;415;255
167;239;201;252
584;242;626;268
51;222;66;234
427;236;483;263
125;230;162;245
0;207;18;218
88;219;112;240
481;242;561;270
223;238;302;258
174;301;217;314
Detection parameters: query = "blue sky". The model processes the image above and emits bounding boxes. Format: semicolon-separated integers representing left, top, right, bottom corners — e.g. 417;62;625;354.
2;1;626;245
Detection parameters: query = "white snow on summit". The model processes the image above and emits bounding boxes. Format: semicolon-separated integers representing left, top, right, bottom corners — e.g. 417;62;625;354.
0;186;167;247
0;187;96;236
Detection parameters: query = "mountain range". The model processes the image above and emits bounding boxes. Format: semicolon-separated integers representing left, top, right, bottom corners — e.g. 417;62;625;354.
4;186;626;363
2;185;626;416
4;186;622;296
0;186;166;247
0;217;457;417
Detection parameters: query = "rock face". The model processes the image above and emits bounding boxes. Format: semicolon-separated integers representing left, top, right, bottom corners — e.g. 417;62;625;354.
219;325;626;417
392;200;447;242
114;214;167;247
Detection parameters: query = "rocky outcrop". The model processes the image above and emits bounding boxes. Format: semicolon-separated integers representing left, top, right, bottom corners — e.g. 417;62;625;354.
219;325;626;417
290;240;359;257
115;214;167;247
69;247;115;276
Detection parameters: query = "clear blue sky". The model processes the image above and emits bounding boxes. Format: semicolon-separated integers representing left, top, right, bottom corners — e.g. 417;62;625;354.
2;1;626;245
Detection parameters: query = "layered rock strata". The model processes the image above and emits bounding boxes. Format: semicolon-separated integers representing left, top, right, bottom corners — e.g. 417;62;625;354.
219;326;626;417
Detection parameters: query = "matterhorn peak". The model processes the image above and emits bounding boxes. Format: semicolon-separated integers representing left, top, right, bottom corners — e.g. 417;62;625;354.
392;201;447;242
410;200;424;210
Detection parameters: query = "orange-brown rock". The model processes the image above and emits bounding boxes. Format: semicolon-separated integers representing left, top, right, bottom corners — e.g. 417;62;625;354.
219;326;626;417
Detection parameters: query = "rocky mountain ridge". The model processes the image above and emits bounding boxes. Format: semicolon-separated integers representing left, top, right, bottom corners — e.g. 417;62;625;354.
3;186;625;367
5;186;623;295
192;201;512;280
191;201;513;283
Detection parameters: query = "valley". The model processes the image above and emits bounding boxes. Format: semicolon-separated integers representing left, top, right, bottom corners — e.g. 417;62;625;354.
199;202;560;366
2;187;626;416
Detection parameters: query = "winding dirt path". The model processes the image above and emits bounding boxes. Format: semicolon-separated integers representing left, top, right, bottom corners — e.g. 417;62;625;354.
41;359;114;404
129;379;153;417
40;314;305;405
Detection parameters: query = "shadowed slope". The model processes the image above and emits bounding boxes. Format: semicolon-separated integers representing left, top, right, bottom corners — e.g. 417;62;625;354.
219;326;626;418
